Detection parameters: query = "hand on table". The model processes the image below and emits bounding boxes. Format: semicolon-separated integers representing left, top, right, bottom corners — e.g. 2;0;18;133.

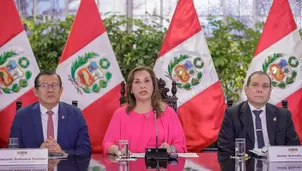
160;142;172;153
40;136;65;154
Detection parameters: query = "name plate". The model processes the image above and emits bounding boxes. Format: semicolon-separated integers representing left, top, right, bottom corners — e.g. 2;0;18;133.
0;164;48;170
0;149;48;165
268;146;302;162
269;162;302;171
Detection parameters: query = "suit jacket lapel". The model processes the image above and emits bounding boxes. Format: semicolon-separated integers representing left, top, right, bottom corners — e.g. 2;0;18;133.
240;102;255;145
266;104;277;145
32;103;44;144
57;102;67;144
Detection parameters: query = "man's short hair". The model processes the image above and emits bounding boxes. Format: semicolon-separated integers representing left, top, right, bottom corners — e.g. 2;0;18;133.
246;71;272;87
34;70;62;89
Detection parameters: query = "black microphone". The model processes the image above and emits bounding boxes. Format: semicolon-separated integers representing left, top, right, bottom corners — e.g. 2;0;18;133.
154;109;158;150
145;109;168;161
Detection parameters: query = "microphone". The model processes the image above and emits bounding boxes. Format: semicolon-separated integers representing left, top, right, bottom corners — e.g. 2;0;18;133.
154;109;158;150
145;109;168;161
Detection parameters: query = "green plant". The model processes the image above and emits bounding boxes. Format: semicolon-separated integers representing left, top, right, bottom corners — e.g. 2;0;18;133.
23;16;74;70
103;15;167;78
206;16;262;101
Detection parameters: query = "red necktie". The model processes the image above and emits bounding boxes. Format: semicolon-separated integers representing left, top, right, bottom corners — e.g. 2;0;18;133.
46;111;54;138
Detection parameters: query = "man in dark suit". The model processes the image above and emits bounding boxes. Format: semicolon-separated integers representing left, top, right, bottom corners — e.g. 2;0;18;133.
218;71;300;155
10;70;91;156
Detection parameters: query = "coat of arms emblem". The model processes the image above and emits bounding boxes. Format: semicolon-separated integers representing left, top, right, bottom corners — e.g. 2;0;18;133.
263;53;299;89
0;50;32;94
69;52;112;94
165;55;204;90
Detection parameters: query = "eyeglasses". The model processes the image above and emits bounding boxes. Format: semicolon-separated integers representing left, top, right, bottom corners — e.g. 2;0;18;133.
38;83;60;90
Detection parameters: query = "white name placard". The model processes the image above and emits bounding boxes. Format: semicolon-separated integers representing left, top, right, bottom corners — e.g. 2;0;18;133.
0;149;48;165
269;162;302;171
268;146;302;162
0;164;48;170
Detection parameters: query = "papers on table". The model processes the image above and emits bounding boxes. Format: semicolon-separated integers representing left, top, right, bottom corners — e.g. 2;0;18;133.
131;153;145;158
130;153;199;158
89;159;106;169
48;153;68;159
116;158;137;161
177;153;199;158
184;160;211;171
249;148;268;157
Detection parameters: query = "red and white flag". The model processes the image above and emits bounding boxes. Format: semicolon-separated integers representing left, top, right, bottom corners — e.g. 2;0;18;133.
240;0;302;141
56;0;124;153
0;0;39;147
154;0;226;152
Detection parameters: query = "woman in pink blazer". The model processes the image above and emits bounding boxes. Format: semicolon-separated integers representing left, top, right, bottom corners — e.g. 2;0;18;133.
103;66;187;155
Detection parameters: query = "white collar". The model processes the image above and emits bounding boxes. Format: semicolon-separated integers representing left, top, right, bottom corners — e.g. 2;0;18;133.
248;101;266;115
40;103;59;116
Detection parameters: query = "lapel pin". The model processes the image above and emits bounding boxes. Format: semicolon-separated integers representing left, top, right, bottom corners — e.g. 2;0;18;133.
62;116;65;119
273;117;277;121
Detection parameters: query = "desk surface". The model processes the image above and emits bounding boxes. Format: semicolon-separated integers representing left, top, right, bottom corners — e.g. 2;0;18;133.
92;152;221;171
1;152;300;170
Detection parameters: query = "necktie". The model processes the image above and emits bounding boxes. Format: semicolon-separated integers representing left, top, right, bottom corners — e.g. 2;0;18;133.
256;159;263;170
253;110;264;148
46;111;54;138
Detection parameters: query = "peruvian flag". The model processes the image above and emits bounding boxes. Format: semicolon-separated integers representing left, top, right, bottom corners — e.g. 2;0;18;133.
57;0;124;153
56;0;124;153
0;0;39;147
240;0;302;141
154;0;226;152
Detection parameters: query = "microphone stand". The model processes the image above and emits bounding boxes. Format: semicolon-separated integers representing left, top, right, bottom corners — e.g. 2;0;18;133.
154;109;159;151
156;160;160;171
144;109;168;169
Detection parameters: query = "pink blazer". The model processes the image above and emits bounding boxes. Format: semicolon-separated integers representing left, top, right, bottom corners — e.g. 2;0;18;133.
103;104;187;153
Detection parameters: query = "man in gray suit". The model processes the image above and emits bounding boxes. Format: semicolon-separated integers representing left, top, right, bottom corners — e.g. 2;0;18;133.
218;71;300;155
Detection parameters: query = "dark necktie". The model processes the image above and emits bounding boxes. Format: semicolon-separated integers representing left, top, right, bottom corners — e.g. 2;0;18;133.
253;110;265;148
256;159;263;170
46;111;54;138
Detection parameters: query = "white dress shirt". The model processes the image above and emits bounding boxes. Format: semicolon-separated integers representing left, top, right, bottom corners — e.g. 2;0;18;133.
248;102;270;149
40;103;59;141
